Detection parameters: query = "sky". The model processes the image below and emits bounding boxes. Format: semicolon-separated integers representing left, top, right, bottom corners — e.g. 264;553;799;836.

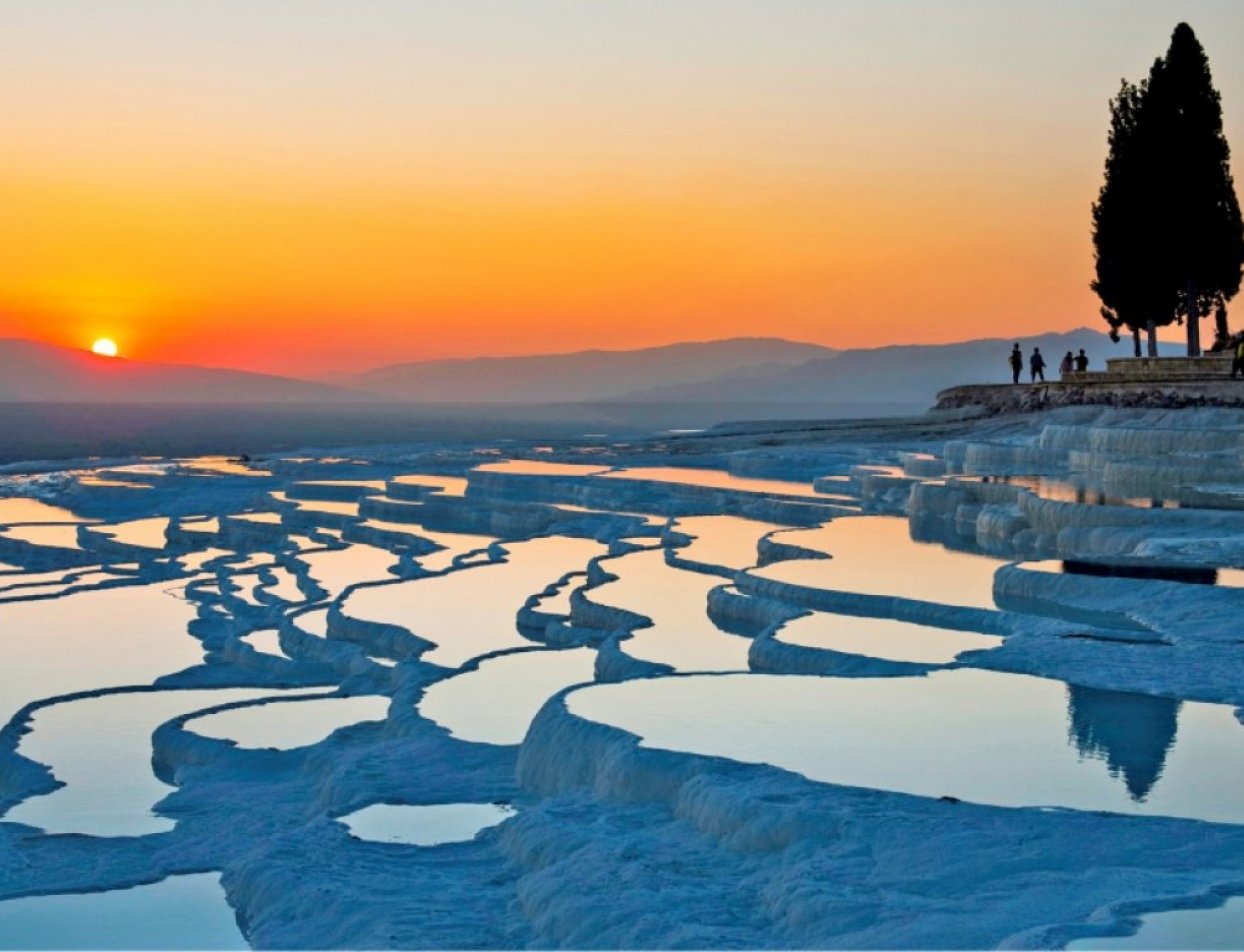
2;0;1243;376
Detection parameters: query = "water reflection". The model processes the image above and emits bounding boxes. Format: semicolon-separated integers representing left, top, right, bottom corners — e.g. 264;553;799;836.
4;688;306;836
391;473;469;496
474;461;609;477
342;537;602;668
602;466;823;498
1024;559;1244;589
419;648;596;744
1067;685;1180;802
298;543;397;597
98;517;170;550
182;456;269;478
0;874;246;950
591;549;751;672
756;516;1002;610
0;584;203;725
673;515;779;570
0;523;84;550
567;669;1244;823
1067;896;1244;950
340;802;515;846
0;498;85;523
776;612;1003;665
185;695;389;749
975;475;1181;510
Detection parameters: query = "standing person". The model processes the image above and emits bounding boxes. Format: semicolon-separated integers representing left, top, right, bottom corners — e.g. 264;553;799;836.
1059;351;1074;375
1009;343;1023;384
1030;347;1047;383
1074;349;1090;373
1233;337;1244;379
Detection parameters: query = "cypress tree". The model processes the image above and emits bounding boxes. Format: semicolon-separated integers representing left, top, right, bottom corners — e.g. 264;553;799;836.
1091;78;1177;356
1091;23;1244;357
1148;23;1244;355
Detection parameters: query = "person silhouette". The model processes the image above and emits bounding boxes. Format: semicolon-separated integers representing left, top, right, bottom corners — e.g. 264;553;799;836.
1030;347;1046;382
1074;349;1089;373
1009;343;1023;384
1059;351;1074;375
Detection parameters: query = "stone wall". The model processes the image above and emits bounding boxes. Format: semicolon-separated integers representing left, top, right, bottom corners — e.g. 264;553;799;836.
934;379;1244;415
1108;355;1233;375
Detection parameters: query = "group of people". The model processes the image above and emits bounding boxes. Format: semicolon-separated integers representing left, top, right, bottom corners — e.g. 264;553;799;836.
1008;337;1244;381
1008;344;1088;383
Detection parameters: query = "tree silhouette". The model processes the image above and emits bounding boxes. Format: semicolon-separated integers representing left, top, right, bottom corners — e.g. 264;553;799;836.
1092;78;1177;356
1091;23;1243;356
1067;684;1180;801
1151;24;1244;355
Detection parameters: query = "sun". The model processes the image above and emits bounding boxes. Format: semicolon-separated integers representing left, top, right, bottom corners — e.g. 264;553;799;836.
91;338;119;358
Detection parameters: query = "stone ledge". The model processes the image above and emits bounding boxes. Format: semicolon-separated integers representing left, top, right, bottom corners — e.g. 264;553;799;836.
1105;356;1233;377
934;380;1244;416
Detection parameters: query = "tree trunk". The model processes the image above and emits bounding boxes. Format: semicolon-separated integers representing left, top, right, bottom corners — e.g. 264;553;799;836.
1147;321;1159;357
1132;327;1142;357
1187;278;1200;356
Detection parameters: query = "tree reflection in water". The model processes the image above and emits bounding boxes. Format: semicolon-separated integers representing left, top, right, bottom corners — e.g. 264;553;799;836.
1067;684;1181;801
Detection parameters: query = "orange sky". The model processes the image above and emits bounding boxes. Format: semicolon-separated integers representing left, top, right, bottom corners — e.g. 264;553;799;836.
2;2;1242;376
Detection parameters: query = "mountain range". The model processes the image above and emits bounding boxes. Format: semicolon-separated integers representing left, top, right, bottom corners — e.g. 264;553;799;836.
336;338;836;403
0;339;359;404
613;328;1166;405
0;330;1164;410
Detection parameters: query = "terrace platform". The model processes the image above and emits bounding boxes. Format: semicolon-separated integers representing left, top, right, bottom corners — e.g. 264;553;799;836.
936;355;1244;415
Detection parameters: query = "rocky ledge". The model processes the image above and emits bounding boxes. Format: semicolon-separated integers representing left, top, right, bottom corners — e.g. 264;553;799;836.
935;379;1244;415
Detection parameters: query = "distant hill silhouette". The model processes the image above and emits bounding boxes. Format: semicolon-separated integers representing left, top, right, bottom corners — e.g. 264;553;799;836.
339;337;837;403
0;339;365;404
0;330;1184;410
617;329;1182;405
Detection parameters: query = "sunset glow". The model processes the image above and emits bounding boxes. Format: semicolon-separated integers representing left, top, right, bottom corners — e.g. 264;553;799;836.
2;1;1242;376
90;338;119;358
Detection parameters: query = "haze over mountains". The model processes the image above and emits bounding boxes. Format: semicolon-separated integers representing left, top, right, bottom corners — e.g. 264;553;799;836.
2;329;1155;409
617;328;1166;405
337;338;836;403
0;339;359;404
0;329;1172;461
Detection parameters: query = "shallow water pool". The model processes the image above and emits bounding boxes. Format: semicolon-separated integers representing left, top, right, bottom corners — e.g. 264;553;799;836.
185;694;390;750
0;523;84;550
241;628;290;659
775;612;1004;664
0;583;203;724
340;802;515;846
1067;895;1244;950
98;517;170;550
0;873;246;950
755;516;1002;610
392;473;469;496
673;515;780;570
602;466;822;498
298;543;397;597
0;498;86;524
474;460;610;477
4;688;306;836
342;536;603;667
419;648;596;744
590;549;750;672
568;668;1244;824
